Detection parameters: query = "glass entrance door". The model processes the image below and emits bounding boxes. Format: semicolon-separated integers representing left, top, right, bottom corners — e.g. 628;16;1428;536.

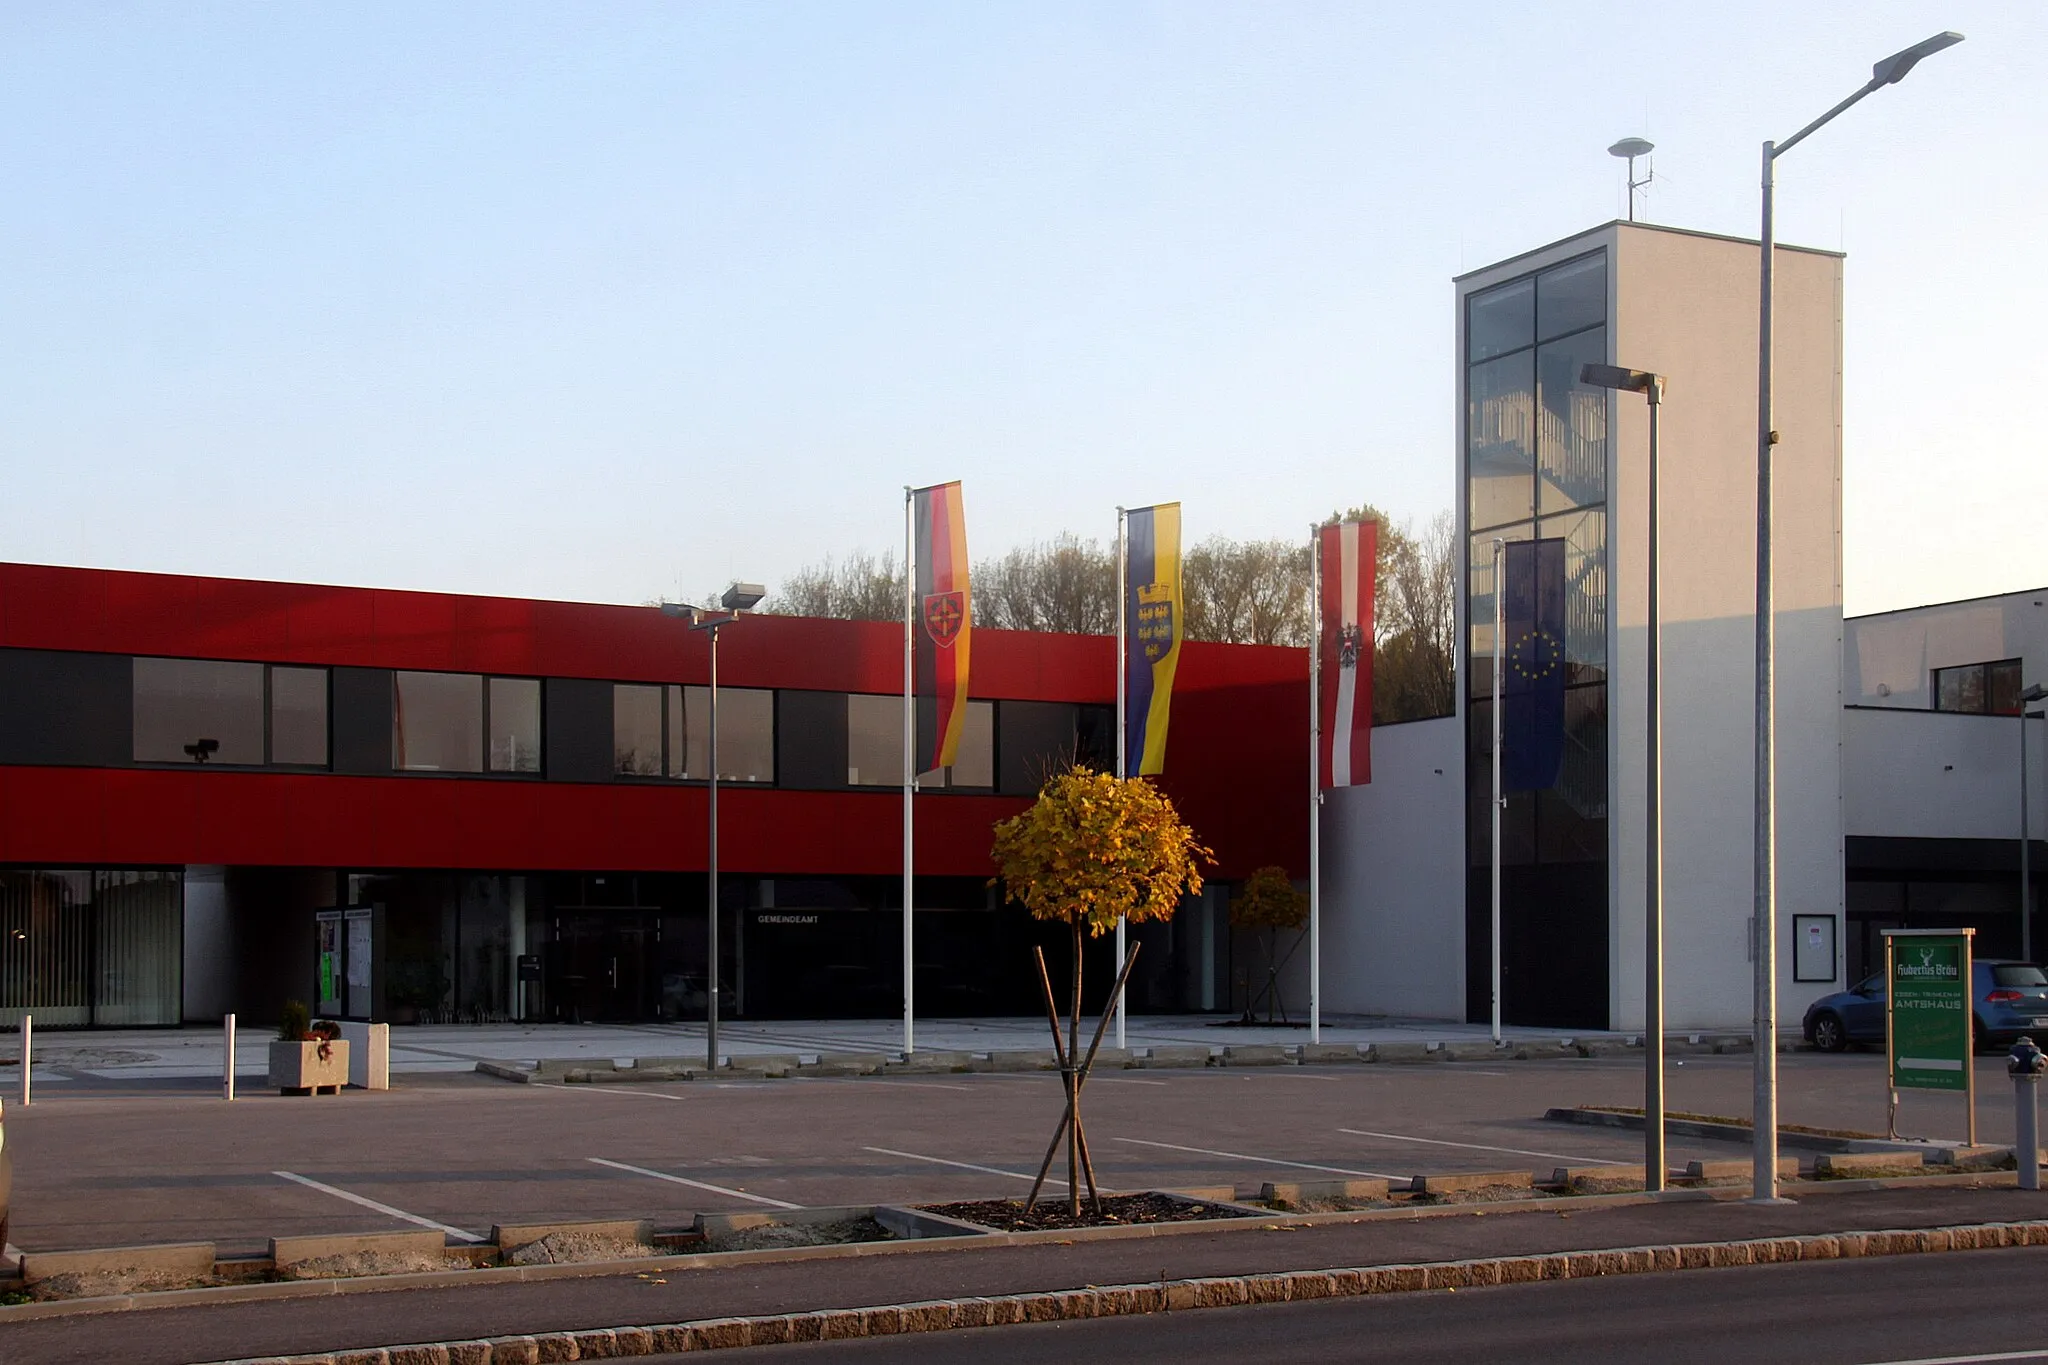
546;910;655;1022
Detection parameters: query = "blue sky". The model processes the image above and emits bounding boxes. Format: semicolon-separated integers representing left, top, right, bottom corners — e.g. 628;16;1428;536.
0;2;2038;615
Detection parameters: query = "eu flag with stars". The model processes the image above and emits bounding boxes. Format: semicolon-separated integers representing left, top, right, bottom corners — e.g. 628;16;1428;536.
1500;537;1567;793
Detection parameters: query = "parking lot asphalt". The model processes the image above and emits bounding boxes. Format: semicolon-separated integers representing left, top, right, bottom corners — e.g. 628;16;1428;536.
1;1047;2021;1256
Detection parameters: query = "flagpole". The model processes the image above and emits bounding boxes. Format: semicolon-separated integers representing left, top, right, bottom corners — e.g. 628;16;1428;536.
1114;506;1128;1051
1490;536;1505;1046
902;486;916;1057
1308;525;1322;1045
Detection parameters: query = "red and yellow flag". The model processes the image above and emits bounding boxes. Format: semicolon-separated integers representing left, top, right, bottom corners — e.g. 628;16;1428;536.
912;481;971;770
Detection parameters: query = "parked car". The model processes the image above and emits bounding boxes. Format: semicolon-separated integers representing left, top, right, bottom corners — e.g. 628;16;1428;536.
1803;959;2048;1052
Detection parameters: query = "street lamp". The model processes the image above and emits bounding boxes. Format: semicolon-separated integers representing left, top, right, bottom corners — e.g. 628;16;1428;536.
1751;30;1963;1205
1582;361;1668;1193
663;581;765;1072
2021;684;2045;965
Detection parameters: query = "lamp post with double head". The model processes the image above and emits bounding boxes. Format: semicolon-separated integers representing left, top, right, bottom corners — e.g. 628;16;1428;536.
1752;30;1962;1204
1582;361;1668;1192
664;582;765;1072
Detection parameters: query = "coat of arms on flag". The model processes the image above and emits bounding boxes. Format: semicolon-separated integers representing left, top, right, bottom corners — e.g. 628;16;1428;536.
1317;519;1376;788
1135;582;1175;662
922;590;965;648
1338;623;1363;671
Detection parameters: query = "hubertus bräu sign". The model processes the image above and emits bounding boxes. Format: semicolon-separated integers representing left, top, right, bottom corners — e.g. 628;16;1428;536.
1885;929;1973;1094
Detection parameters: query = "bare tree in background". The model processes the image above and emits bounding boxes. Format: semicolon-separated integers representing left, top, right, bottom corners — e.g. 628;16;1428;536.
1182;538;1310;647
752;506;1456;722
765;550;903;622
976;534;1115;634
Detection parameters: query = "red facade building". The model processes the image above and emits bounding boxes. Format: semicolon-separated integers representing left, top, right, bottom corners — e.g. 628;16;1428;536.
0;563;1305;1028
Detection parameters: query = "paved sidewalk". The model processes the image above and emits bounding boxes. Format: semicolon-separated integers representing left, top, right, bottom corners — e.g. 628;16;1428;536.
3;1185;2041;1365
8;1013;1727;1085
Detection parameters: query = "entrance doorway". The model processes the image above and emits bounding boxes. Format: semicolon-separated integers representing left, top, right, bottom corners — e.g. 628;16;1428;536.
547;911;656;1023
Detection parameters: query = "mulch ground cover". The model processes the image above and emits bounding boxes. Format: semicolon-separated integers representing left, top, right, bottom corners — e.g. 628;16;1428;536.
924;1193;1254;1232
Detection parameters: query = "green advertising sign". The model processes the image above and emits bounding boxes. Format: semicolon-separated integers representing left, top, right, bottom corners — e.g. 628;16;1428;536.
1888;932;1971;1093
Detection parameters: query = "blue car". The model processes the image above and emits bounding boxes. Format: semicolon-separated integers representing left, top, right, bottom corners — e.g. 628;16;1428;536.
1803;959;2048;1053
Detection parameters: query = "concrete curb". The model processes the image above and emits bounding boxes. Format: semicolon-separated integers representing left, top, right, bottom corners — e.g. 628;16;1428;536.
1547;1106;2031;1164
197;1218;2048;1364
2;1172;2022;1323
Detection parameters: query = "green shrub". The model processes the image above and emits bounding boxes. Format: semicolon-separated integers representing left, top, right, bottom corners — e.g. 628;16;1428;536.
277;999;310;1042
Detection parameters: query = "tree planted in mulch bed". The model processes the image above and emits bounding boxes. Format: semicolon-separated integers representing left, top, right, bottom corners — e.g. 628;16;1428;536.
926;1193;1249;1233
990;766;1210;1218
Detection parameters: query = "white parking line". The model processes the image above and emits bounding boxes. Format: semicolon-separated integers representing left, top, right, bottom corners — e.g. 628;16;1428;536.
1338;1128;1625;1165
867;1079;976;1092
862;1145;1068;1188
587;1158;799;1209
1092;1077;1170;1087
1111;1137;1401;1181
273;1171;485;1243
1859;1352;2048;1365
535;1082;691;1101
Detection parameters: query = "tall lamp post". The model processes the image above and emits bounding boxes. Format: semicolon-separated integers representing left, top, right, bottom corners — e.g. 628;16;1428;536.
2020;684;2045;965
664;582;765;1072
1751;30;1962;1205
1582;361;1668;1193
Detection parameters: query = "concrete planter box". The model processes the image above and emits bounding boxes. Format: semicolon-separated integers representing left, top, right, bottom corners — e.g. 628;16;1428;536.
268;1039;350;1095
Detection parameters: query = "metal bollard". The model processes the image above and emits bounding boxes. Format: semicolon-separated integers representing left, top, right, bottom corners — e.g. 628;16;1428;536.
18;1013;29;1107
224;1013;237;1102
2011;1036;2046;1191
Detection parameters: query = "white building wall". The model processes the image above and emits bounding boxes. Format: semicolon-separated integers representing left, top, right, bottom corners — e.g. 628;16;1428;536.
1844;708;2044;842
1319;716;1464;1020
1845;590;2048;708
1603;225;1845;1032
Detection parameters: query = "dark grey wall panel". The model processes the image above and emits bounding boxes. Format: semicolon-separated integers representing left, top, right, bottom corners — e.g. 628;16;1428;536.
0;648;132;766
997;699;1077;796
330;667;392;775
545;678;614;783
777;690;847;790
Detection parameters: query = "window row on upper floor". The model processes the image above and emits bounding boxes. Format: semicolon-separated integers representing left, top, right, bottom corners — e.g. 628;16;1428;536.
0;648;1109;797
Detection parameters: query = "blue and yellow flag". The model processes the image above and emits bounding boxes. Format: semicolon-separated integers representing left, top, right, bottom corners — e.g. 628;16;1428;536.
1122;503;1183;777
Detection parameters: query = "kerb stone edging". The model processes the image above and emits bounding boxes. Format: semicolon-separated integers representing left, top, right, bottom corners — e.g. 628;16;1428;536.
202;1219;2048;1365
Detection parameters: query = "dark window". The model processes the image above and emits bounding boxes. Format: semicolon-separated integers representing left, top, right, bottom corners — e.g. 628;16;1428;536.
1537;254;1605;341
1463;249;1610;1029
1932;659;2023;715
845;694;988;789
488;677;542;773
614;683;663;776
1468;277;1534;362
134;657;265;765
1467;351;1536;531
270;666;329;767
1536;327;1609;514
675;685;774;783
1992;965;2047;987
393;671;483;772
614;682;775;782
847;693;902;787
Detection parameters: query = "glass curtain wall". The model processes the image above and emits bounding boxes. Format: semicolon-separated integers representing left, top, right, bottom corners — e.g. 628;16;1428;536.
0;869;183;1027
1465;250;1611;1029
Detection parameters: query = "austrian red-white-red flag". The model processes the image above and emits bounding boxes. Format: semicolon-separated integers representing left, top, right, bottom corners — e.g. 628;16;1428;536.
1318;519;1376;788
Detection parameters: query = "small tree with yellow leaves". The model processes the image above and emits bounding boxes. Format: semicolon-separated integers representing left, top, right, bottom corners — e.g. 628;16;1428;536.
1230;865;1308;1024
991;766;1210;1216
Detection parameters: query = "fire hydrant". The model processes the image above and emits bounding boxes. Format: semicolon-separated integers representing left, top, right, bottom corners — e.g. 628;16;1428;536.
2010;1036;2046;1191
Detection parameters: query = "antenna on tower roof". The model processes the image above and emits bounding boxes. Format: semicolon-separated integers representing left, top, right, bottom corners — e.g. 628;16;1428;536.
1608;137;1654;222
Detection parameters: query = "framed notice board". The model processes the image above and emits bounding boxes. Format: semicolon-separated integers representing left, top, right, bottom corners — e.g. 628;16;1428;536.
1793;914;1837;983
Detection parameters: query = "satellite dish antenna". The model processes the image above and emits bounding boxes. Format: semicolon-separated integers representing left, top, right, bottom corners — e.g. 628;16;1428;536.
1608;137;1654;221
